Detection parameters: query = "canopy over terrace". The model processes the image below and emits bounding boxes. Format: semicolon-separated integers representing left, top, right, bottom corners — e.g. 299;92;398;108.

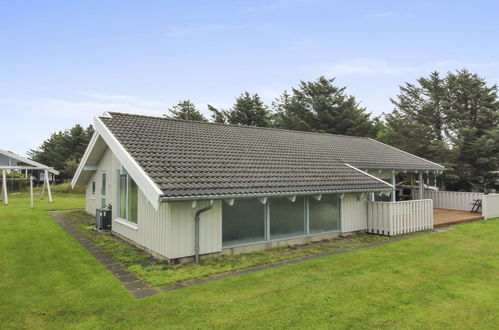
0;148;59;205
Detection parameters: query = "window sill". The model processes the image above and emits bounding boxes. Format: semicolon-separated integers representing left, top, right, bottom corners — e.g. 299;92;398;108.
114;218;138;230
89;196;96;200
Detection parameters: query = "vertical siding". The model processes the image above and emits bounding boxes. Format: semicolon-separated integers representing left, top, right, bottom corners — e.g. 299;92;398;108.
85;147;114;216
85;147;172;259
341;193;368;233
483;194;499;220
423;190;483;211
367;200;433;236
112;192;170;258
168;200;222;259
85;177;98;216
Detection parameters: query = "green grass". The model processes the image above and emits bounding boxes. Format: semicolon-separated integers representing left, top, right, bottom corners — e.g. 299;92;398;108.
2;192;499;329
65;210;407;287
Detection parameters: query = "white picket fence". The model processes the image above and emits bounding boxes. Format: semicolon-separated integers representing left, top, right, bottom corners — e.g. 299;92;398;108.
421;190;483;211
483;194;499;220
367;199;433;236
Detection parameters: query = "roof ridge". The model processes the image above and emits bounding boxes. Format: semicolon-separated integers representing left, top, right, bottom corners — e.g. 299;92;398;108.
103;111;371;140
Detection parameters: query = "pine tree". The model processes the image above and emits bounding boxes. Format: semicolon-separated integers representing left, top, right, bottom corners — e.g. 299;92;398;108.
207;93;272;127
207;104;226;124
379;71;449;164
167;100;207;121
274;76;378;137
444;70;499;190
380;69;499;191
28;124;95;178
226;92;271;127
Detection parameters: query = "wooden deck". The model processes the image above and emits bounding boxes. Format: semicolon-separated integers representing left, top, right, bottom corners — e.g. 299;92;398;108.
433;208;483;226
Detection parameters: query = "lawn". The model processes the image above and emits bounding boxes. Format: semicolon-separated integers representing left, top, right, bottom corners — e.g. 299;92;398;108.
64;210;403;287
1;193;499;329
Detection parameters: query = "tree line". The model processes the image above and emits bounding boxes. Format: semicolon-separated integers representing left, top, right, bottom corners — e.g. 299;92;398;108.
29;70;498;191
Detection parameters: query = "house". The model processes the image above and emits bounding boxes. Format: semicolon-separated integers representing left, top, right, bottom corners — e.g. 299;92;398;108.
0;148;59;183
72;112;444;262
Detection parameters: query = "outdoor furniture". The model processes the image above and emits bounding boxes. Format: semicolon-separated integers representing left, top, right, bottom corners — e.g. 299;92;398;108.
399;188;413;201
471;199;482;212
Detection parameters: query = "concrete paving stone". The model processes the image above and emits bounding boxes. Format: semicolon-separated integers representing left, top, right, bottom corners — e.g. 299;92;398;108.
132;288;160;299
118;274;140;283
125;281;148;291
111;268;129;276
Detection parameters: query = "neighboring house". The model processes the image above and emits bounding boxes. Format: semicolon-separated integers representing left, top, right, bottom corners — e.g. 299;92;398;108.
0;148;59;183
72;112;444;262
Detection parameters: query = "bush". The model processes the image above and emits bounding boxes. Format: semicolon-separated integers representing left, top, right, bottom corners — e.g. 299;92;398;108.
49;182;86;194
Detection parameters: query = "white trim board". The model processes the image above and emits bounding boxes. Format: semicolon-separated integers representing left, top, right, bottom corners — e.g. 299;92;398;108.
71;131;100;188
345;164;394;188
93;116;163;210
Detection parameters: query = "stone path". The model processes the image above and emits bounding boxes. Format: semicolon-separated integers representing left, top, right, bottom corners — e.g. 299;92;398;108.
49;211;160;299
49;210;449;299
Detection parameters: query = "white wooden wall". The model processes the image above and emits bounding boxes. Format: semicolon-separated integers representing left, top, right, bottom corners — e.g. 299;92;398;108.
341;193;368;233
367;200;433;236
423;190;483;211
168;200;222;259
483;194;499;220
112;192;171;258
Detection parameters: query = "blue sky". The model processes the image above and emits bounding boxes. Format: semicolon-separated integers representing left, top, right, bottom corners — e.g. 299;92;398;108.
1;0;499;155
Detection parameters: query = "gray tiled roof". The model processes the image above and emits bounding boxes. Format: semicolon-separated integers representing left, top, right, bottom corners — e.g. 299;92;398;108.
100;112;442;198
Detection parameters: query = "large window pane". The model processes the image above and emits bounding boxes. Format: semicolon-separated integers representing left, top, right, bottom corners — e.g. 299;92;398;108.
309;195;340;234
269;197;305;240
222;199;265;247
128;178;138;223
101;172;107;208
119;173;127;219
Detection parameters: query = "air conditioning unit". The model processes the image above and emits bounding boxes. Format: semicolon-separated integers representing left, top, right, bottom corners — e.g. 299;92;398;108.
96;207;112;231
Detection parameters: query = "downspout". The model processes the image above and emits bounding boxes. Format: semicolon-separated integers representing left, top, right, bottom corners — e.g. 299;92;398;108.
194;200;214;264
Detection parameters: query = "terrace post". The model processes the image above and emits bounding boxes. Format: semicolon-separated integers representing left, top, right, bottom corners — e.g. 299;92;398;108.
45;169;52;203
2;169;8;205
391;171;396;202
419;171;424;200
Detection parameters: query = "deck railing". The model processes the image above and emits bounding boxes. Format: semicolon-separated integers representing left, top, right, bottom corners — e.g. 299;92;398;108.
420;190;483;211
483;194;499;220
367;199;433;236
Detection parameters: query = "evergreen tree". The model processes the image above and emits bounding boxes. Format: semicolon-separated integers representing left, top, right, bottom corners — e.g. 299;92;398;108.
274;76;378;137
28;124;95;179
207;93;272;127
207;104;226;124
226;92;271;127
380;69;499;191
444;70;499;190
167;100;207;121
379;71;449;165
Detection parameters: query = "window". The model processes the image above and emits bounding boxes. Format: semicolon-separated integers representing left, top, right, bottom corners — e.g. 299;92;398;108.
220;194;341;248
269;197;306;240
91;181;96;197
101;172;107;208
222;199;265;247
117;168;138;224
309;195;340;234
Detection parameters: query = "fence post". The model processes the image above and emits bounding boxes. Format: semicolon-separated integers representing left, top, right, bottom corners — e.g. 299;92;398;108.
30;176;34;208
1;169;7;205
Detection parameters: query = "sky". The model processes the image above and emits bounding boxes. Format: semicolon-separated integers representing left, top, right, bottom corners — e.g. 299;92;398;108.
1;0;499;155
